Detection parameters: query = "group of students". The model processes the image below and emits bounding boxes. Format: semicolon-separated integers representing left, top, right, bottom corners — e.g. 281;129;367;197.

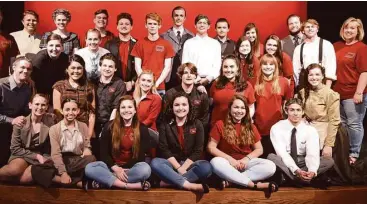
0;5;366;196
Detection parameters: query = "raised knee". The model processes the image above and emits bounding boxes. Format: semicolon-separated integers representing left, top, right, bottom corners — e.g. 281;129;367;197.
85;161;103;176
198;161;212;176
138;163;152;179
210;157;225;168
150;158;162;171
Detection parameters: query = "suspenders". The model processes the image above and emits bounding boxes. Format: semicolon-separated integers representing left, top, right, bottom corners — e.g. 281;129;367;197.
300;38;323;68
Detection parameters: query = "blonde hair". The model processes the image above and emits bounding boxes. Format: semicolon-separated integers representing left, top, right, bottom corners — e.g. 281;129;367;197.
133;70;159;105
340;17;364;42
301;19;319;31
255;54;281;96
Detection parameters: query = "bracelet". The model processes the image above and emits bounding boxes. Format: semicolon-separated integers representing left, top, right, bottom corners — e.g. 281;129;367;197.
175;166;181;170
246;156;252;160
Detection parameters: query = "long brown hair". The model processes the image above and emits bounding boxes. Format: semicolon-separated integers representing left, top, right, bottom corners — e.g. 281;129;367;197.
255;54;281;96
264;34;284;75
243;23;261;57
215;54;247;92
110;95;140;159
223;94;255;145
297;63;326;105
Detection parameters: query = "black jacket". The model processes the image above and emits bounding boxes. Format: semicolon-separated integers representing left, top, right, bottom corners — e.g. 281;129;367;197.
158;119;204;162
99;121;157;168
104;37;137;82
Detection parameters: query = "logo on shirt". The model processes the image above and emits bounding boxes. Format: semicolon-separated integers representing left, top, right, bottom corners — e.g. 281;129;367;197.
156;45;165;52
193;100;201;106
190;128;196;134
344;52;356;59
108;87;116;93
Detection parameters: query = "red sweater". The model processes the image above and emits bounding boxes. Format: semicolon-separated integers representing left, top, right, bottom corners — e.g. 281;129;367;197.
254;77;292;135
210;81;256;126
137;92;162;131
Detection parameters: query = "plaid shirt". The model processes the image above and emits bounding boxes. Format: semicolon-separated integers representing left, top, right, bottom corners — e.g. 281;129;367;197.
53;80;94;124
40;32;80;56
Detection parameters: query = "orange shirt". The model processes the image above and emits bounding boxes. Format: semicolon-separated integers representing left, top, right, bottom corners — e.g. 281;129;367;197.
131;37;175;90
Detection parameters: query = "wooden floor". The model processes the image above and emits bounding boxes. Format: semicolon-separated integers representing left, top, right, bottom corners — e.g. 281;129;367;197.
0;184;366;204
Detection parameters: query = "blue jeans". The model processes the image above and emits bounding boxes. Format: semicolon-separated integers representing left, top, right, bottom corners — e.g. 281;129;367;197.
340;94;367;158
210;157;276;187
85;161;151;188
151;158;212;188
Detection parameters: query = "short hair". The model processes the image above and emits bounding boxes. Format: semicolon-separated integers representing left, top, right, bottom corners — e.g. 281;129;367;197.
116;12;133;26
52;8;71;22
23;10;39;21
85;28;101;40
99;53;117;67
286;14;301;25
171;6;186;18
285;98;304;111
195;14;210;25
177;62;198;79
145;12;162;25
340;17;365;42
94;9;109;18
215;18;230;29
61;98;79;109
301;19;319;31
46;33;62;44
13;56;33;69
30;93;49;104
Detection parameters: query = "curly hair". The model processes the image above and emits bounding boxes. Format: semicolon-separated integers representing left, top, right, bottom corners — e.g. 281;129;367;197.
223;94;255;146
52;8;71;22
164;92;195;124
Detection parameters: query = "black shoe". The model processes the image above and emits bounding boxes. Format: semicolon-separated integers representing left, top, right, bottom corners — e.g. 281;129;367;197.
83;179;101;191
310;175;330;190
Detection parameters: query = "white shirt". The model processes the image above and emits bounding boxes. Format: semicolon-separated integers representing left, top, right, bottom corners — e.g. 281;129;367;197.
292;37;336;86
172;26;184;37
270;119;320;174
75;47;110;80
182;34;221;82
10;30;41;55
60;120;84;155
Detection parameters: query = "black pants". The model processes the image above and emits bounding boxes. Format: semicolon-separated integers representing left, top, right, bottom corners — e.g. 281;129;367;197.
260;136;275;159
0;124;13;167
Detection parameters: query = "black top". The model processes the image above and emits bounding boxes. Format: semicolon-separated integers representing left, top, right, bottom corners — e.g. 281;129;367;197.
31;49;69;101
158;119;204;162
99;121;157;168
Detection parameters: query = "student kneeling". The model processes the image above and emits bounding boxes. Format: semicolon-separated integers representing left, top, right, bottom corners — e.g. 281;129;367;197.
207;94;278;195
84;95;157;190
268;98;334;187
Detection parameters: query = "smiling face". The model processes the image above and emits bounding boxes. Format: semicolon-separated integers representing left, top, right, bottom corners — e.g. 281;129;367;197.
343;21;359;42
100;59;116;78
173;96;189;119
230;99;247;123
195;18;210;35
94;13;108;29
13;60;32;82
181;67;197;86
216;21;229;38
62;101;79;123
47;39;63;59
86;31;101;52
288;16;301;35
145;18;161;36
222;58;239;81
54;14;68;30
303;22;319;39
265;39;278;55
307;67;324;88
29;95;48;117
245;28;257;42
261;61;276;77
117;18;132;35
139;73;154;93
22;14;38;33
287;103;303;125
238;40;251;56
172;9;186;27
67;61;84;81
119;99;136;122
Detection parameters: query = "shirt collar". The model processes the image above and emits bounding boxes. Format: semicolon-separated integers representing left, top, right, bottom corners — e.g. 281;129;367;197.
61;120;79;132
215;36;231;43
9;75;21;90
173;26;184;35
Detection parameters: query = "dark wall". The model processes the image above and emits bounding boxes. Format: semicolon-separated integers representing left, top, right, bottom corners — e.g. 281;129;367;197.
308;1;367;44
0;2;24;33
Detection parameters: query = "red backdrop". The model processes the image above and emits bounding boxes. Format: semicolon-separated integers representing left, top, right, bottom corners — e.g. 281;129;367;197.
25;1;307;43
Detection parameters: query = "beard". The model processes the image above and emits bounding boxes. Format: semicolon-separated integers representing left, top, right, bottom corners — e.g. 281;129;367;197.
289;29;301;36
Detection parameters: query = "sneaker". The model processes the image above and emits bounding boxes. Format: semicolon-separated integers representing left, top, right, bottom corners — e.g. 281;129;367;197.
83;180;101;191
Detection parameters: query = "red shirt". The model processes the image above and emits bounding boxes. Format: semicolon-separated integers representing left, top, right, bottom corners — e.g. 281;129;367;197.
210;81;256;126
333;41;367;99
131;37;175;90
210;120;261;160
177;125;185;150
281;52;293;78
254;77;292;135
0;33;19;78
113;127;133;165
137;92;162;131
240;57;260;87
81;30;115;48
119;41;130;81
